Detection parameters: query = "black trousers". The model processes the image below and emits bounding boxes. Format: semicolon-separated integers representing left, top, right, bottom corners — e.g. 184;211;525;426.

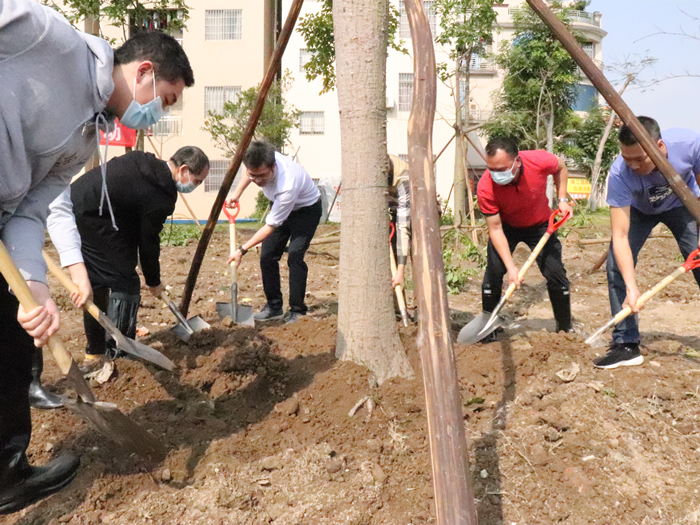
0;274;33;463
260;199;322;314
76;213;141;355
482;220;570;312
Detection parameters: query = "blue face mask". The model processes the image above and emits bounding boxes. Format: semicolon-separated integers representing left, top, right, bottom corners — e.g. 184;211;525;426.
490;158;518;185
120;74;164;130
176;180;197;194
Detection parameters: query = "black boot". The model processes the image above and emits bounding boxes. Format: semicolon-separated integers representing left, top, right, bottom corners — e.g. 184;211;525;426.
28;348;63;410
548;286;572;333
0;442;79;514
105;292;140;358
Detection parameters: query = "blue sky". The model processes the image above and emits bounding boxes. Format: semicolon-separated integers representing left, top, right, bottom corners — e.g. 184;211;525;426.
588;0;700;130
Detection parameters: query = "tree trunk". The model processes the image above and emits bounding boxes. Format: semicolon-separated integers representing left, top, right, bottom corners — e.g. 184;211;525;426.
334;0;413;384
452;57;467;227
545;96;555;205
588;79;630;211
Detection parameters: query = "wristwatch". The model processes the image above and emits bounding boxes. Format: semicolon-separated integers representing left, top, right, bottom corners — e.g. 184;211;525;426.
238;245;248;256
558;197;569;203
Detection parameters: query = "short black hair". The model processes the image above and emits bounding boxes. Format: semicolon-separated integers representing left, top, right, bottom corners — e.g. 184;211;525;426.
619;116;661;146
114;32;194;87
485;136;519;159
243;141;277;170
170;146;209;175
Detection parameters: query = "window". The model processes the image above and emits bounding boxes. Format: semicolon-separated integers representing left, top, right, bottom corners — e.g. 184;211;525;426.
398;73;413;112
205;10;242;41
582;42;594;60
204;86;241;116
205;161;242;193
573;84;598;111
300;48;313;71
149;116;182;137
299;111;324;135
129;9;184;43
399;1;436;39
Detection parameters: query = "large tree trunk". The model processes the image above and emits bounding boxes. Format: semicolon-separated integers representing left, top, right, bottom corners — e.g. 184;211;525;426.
334;0;413;384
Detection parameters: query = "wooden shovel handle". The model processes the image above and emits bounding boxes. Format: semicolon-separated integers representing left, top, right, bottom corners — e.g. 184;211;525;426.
501;232;552;304
389;241;409;326
0;242;73;374
229;219;238;284
42;251;103;322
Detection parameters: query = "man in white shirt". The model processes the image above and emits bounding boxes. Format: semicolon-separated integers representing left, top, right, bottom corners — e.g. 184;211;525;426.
227;141;322;323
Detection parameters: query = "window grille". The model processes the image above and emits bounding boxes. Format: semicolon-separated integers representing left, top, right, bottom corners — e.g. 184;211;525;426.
205;161;242;193
149;116;182;137
398;73;414;112
299;111;325;135
204;86;241;117
205;10;242;41
300;48;313;71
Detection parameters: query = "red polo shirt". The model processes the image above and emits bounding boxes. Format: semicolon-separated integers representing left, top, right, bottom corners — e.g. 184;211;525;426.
477;150;560;228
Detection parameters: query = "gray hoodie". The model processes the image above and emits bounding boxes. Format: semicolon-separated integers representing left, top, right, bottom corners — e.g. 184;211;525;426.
0;0;114;283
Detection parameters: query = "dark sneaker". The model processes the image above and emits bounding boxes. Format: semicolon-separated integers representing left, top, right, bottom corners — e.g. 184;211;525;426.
593;343;644;369
0;454;80;514
254;305;284;321
285;312;304;324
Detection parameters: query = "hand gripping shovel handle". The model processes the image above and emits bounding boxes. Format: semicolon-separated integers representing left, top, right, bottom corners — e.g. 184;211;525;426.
389;222;410;327
586;249;700;345
485;209;572;327
0;242;95;403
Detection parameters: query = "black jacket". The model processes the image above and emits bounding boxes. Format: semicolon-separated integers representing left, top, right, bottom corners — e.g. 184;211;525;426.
71;151;177;287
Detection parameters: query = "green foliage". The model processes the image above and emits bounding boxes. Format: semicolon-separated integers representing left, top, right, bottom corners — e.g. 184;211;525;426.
482;2;583;150
202;76;299;158
441;228;486;294
249;192;272;221
433;0;497;82
558;204;594;237
297;0;405;94
160;222;201;247
559;107;618;180
439;198;454;225
40;0;189;42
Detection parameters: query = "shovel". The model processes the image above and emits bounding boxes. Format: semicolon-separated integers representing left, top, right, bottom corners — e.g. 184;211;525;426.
389;222;410;327
457;209;571;344
159;289;210;342
216;203;254;326
42;251;176;372
585;249;700;347
0;242;166;462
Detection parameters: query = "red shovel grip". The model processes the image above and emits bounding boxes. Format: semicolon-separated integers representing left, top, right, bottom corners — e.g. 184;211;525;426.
682;249;700;271
547;209;572;234
389;222;396;242
222;202;240;223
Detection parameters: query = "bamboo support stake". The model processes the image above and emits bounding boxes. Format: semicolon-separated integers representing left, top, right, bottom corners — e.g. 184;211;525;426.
404;1;477;523
180;0;306;315
179;194;203;232
527;0;700;225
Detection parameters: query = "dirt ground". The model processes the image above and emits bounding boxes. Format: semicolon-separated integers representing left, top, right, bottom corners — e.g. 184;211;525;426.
4;220;700;525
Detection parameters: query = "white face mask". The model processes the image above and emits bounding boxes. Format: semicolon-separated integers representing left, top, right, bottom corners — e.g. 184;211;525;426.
490;158;518;185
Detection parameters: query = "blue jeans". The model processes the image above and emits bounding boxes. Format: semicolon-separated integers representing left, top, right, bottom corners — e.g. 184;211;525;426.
606;205;700;344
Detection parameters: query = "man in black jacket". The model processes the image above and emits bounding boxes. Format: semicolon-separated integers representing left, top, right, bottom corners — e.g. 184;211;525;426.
70;147;209;368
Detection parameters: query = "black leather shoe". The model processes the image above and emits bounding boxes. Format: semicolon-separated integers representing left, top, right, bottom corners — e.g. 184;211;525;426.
0;454;80;514
28;381;63;410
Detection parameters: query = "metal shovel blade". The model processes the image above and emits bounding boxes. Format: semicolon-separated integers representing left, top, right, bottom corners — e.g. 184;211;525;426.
457;311;504;344
170;315;210;342
216;284;255;326
64;398;167;462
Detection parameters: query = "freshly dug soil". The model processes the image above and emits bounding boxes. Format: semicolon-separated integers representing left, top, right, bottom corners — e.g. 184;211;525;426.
5;224;700;525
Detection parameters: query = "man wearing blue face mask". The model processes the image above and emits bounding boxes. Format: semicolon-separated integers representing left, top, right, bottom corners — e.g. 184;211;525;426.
476;136;573;341
1;0;194;513
48;147;209;371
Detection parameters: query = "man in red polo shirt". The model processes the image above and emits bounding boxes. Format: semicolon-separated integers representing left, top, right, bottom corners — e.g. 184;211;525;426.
476;136;573;340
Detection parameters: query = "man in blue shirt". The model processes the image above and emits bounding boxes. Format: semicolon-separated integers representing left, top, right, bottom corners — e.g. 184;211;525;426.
595;116;700;369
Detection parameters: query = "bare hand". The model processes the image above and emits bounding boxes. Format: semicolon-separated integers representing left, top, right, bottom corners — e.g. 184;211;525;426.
623;285;641;313
225;197;239;209
17;281;60;347
227;249;243;269
507;266;522;289
149;282;166;298
392;265;405;289
558;200;573;216
67;262;92;308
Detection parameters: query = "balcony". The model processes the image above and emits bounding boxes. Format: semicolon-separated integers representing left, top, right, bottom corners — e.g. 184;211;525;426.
508;7;601;28
149;116;183;137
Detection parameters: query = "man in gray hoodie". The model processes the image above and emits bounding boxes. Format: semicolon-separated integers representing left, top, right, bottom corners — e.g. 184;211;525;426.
0;0;194;513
